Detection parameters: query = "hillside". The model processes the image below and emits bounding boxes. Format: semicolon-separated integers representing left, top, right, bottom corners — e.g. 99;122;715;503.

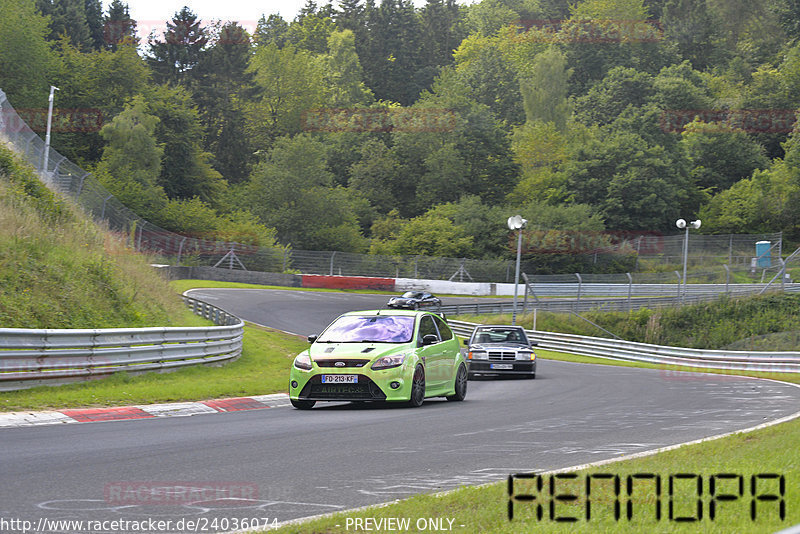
0;145;184;328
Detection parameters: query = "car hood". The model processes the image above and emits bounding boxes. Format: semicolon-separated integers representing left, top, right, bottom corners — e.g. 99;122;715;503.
469;343;532;351
308;342;407;361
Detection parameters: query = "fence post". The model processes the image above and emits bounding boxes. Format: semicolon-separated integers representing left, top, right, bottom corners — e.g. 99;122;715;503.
626;272;633;311
330;251;336;276
575;273;582;311
723;264;730;295
675;270;681;298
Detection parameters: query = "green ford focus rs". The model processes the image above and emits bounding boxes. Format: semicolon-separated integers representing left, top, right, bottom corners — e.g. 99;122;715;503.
289;309;468;410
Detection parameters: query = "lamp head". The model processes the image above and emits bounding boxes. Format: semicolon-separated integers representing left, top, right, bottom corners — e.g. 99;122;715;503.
676;219;686;229
507;215;528;230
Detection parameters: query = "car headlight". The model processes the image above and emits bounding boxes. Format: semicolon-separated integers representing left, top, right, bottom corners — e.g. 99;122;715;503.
371;354;406;370
294;354;313;370
468;351;488;360
516;351;535;361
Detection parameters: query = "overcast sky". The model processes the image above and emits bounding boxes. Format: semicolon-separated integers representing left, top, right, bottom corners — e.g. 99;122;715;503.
106;0;447;41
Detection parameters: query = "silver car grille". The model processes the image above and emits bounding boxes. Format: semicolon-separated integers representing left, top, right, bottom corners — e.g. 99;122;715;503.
487;351;516;361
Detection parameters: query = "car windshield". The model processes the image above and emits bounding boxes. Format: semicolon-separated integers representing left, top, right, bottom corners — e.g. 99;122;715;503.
401;292;423;298
317;315;415;343
473;328;527;344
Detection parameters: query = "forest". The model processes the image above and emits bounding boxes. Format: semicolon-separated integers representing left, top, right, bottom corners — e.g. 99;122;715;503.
2;0;800;266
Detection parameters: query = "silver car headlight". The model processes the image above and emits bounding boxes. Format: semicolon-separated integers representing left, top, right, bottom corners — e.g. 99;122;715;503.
516;351;535;361
469;350;488;360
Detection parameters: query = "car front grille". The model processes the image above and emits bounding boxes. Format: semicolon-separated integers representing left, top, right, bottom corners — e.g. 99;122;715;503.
487;351;517;361
299;376;387;400
314;359;370;368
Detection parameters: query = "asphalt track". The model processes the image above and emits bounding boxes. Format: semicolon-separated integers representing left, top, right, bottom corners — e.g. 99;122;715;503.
1;288;799;530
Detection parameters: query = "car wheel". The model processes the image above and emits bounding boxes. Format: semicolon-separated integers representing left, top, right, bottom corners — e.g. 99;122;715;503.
291;399;316;410
408;364;425;407
413;303;419;310
524;373;536;379
447;364;468;401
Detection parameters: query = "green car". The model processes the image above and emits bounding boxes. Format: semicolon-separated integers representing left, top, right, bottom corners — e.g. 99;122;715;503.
289;309;468;409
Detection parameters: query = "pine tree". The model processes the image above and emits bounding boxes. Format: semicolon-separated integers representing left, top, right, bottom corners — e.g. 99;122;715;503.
103;0;137;50
84;0;104;49
254;14;289;47
194;22;256;183
146;7;208;86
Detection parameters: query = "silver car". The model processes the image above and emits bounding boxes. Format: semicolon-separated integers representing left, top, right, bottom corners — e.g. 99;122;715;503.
464;325;537;379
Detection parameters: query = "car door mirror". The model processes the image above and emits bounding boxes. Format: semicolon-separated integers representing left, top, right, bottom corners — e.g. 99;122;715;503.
462;338;468;346
422;334;438;346
530;341;538;347
308;335;318;343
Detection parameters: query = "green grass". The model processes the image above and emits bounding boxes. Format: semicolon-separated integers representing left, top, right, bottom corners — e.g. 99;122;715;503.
272;414;799;533
0;146;184;328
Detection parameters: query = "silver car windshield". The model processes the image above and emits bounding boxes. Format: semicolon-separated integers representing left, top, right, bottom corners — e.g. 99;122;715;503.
317;315;415;343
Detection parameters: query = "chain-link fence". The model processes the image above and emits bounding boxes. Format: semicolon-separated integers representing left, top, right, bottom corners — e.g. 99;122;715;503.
0;88;790;285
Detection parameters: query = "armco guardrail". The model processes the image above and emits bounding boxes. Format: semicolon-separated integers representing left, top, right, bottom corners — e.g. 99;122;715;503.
448;320;800;374
0;296;243;391
438;285;791;315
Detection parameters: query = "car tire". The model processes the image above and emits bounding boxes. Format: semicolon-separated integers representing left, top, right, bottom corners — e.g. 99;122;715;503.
447;364;468;401
413;303;419;310
524;373;536;379
408;364;425;407
291;399;316;410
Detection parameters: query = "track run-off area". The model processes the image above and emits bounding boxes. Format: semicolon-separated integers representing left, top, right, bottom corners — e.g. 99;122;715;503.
1;287;799;530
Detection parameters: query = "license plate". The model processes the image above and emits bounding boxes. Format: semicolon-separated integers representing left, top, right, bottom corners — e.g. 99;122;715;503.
490;363;513;370
321;375;358;384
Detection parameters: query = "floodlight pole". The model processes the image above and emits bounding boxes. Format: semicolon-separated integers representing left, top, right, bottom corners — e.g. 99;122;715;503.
677;219;701;303
508;215;527;325
512;228;523;325
42;85;58;176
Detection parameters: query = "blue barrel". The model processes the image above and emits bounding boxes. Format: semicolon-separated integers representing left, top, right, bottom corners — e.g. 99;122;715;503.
756;241;771;268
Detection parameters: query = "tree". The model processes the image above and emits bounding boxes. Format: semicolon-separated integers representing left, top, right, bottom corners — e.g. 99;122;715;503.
519;47;572;131
348;139;405;214
194;22;255;183
94;98;167;220
243;135;367;251
51;40;150;162
681;119;769;193
0;0;56;109
146;7;208;86
84;0;104;49
451;35;525;125
325;29;373;106
370;212;474;257
662;0;716;70
246;43;328;147
563;129;699;231
359;0;425;105
144;85;226;205
287;7;337;54
254;14;289;47
37;0;93;49
103;0;137;50
574;66;653;126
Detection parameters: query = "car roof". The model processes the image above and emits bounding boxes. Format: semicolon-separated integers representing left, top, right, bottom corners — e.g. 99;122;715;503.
341;309;432;317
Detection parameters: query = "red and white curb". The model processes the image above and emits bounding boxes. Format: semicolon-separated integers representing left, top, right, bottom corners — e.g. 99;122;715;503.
0;393;291;428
